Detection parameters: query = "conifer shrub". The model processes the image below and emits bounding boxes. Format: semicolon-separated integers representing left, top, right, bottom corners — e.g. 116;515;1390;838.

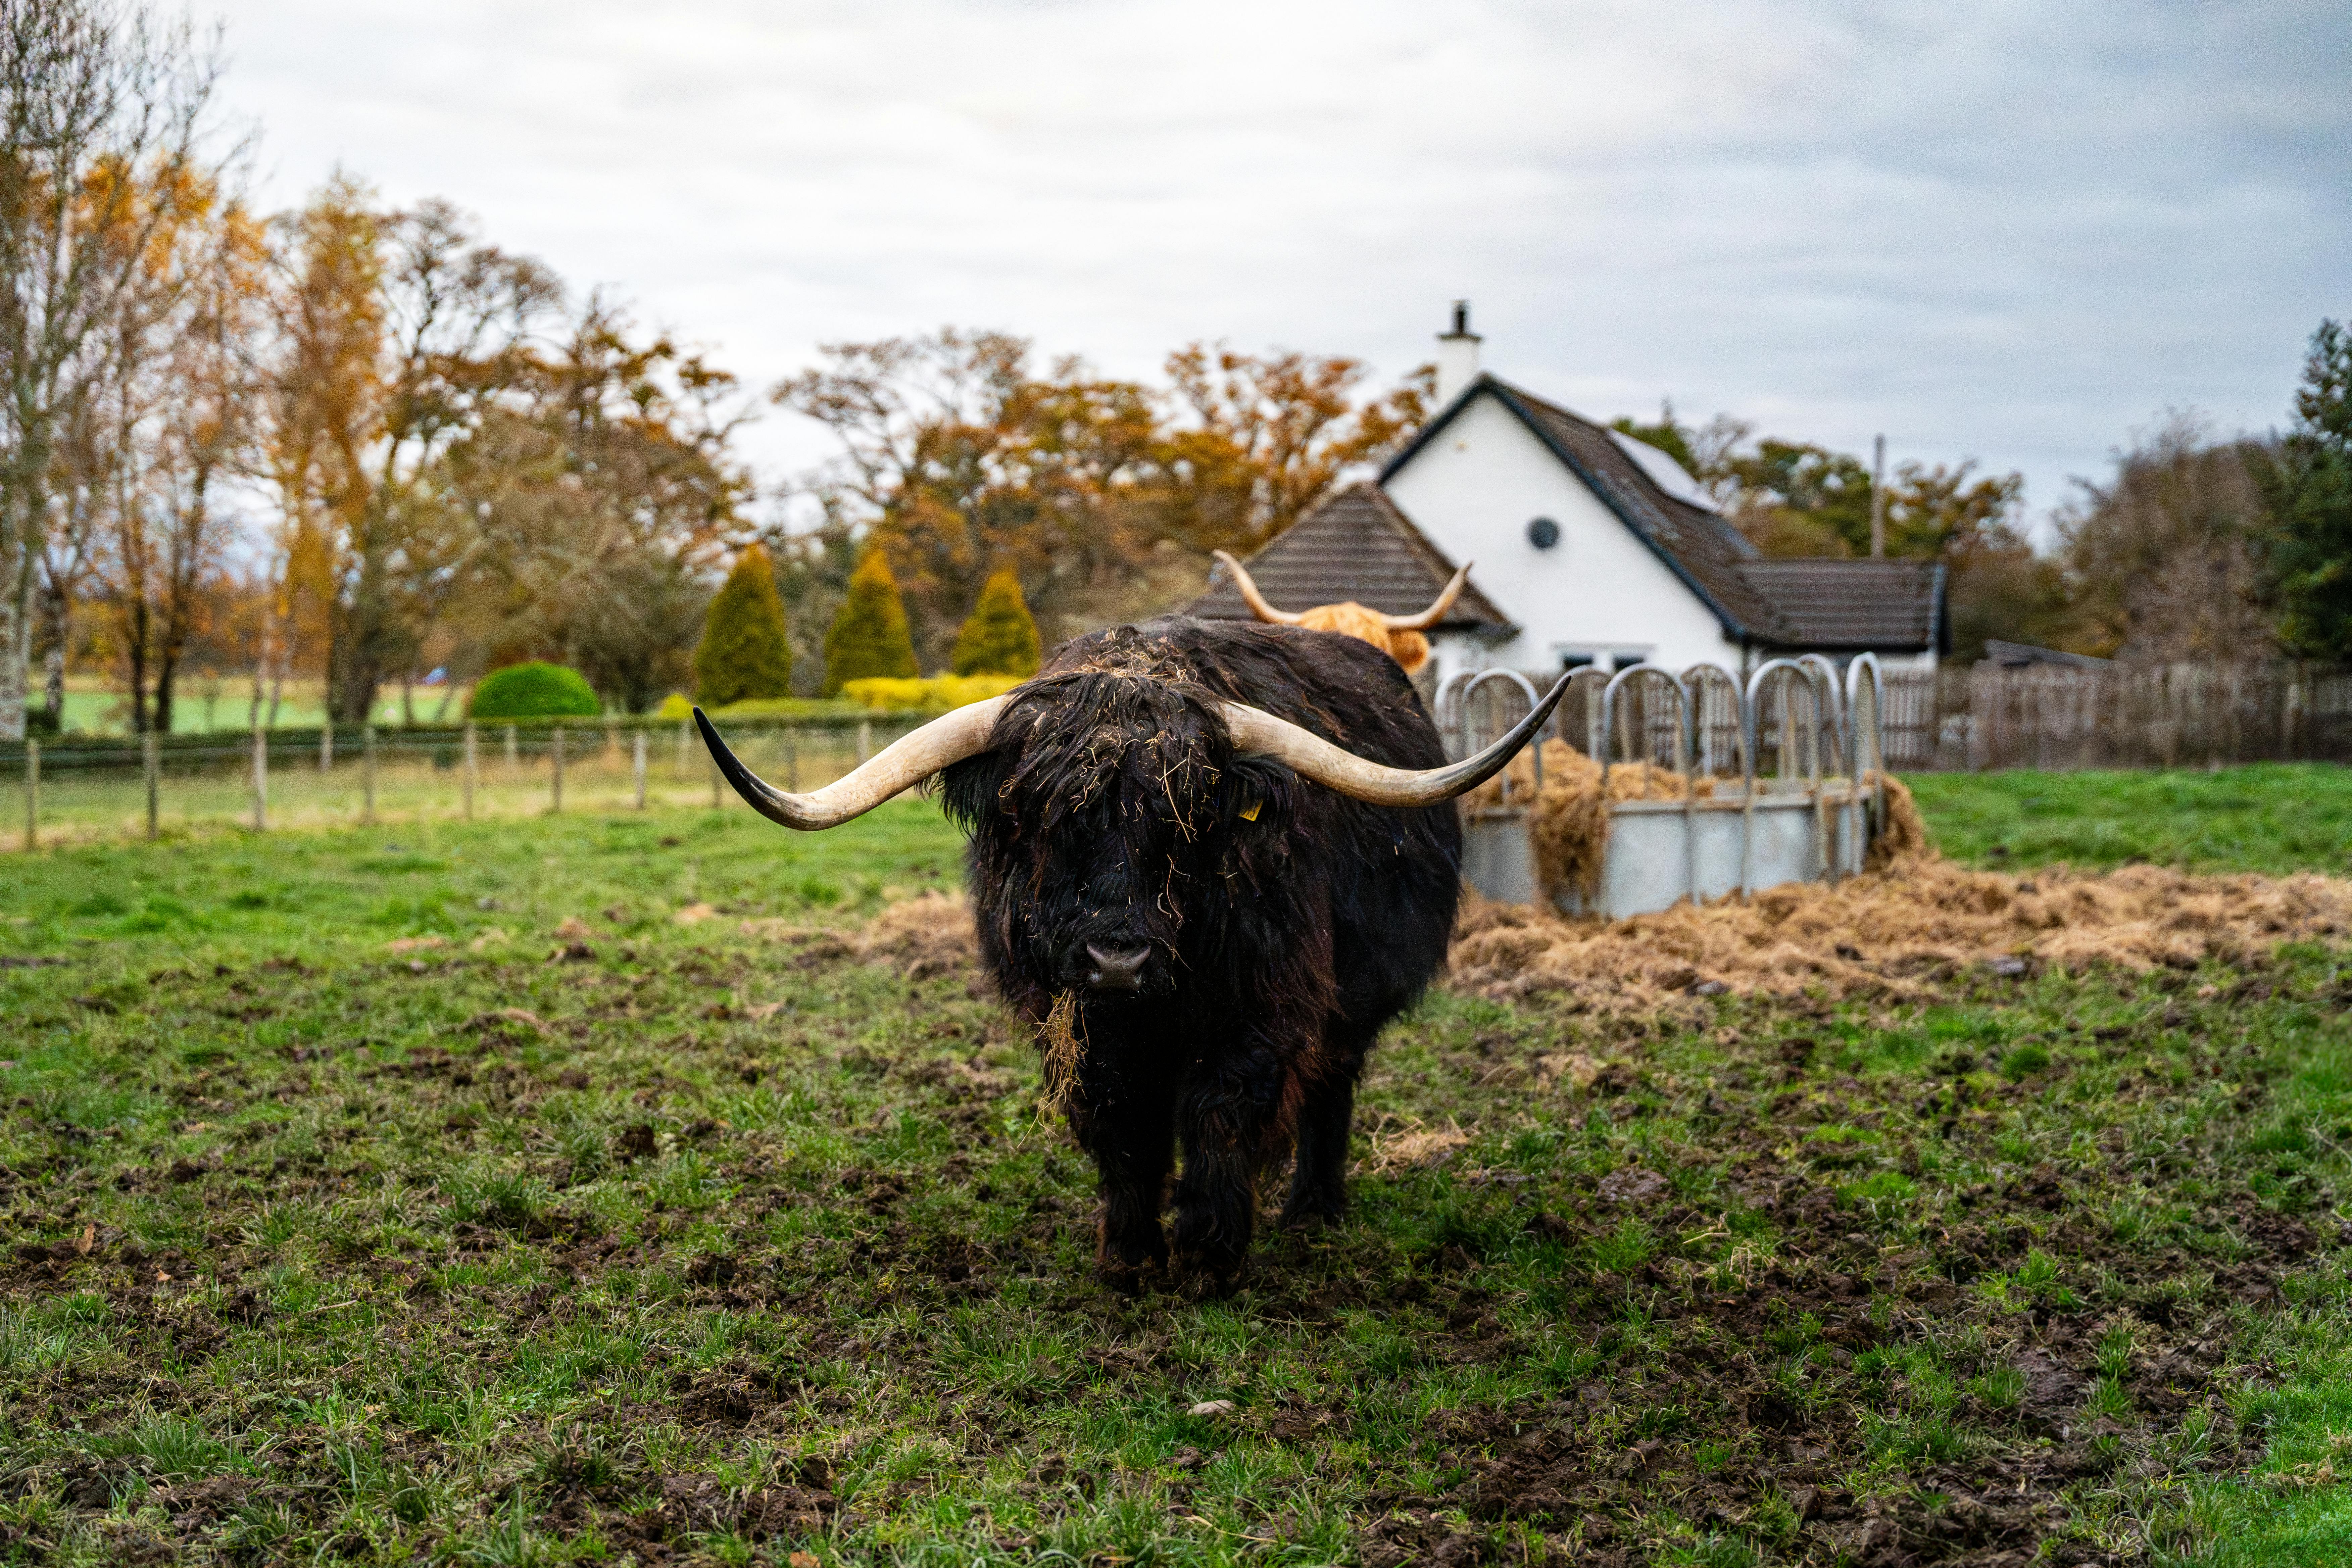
949;568;1042;678
823;549;920;695
468;662;602;720
693;544;793;706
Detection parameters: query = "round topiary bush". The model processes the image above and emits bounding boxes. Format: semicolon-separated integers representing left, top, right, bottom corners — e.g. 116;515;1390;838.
468;662;602;720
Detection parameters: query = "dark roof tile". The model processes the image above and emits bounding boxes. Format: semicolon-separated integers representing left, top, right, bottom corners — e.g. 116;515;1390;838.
1186;482;1514;632
1737;559;1945;651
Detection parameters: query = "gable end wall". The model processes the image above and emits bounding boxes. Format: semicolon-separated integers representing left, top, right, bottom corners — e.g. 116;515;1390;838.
1381;393;1739;675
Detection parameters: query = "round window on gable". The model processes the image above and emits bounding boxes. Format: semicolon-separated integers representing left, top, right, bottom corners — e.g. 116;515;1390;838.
1526;516;1561;550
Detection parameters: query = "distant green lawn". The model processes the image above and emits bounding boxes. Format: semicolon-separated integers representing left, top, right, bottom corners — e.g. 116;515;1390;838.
1908;763;2352;876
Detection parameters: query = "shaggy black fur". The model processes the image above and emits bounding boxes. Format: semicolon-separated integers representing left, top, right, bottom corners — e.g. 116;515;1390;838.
940;617;1461;1283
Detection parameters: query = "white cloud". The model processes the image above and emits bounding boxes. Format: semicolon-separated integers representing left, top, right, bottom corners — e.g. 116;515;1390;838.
212;0;2351;530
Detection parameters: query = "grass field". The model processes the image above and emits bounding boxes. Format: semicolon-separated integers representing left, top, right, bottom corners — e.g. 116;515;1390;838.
1907;764;2352;877
47;678;444;738
2;775;2351;1565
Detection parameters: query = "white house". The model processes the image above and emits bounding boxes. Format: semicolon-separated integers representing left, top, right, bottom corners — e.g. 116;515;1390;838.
1190;309;1946;688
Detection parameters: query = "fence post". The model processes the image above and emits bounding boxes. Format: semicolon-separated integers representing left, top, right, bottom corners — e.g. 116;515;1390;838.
678;717;691;775
320;724;333;774
707;739;721;809
21;737;36;851
143;731;159;840
504;724;518;771
856;718;873;766
633;727;648;810
462;722;477;820
785;725;799;791
362;726;377;824
251;729;268;832
551;725;565;813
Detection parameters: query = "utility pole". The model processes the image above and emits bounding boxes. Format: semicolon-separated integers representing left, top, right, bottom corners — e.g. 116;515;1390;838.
1870;434;1887;559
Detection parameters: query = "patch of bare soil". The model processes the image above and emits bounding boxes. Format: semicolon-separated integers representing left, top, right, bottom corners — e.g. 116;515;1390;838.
740;890;978;982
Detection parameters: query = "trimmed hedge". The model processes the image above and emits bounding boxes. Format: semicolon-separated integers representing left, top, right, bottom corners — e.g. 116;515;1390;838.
468;663;601;720
839;674;1021;712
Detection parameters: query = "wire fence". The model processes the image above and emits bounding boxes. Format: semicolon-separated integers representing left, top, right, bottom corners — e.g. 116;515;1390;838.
0;714;924;852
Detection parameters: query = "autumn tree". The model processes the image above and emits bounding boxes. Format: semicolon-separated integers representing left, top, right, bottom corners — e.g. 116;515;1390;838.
2058;415;2272;661
0;0;226;738
823;548;918;694
441;299;752;711
775;330;1148;667
267;183;560;722
692;542;792;706
773;331;1427;666
949;567;1040;677
1157;344;1428;554
101;173;268;733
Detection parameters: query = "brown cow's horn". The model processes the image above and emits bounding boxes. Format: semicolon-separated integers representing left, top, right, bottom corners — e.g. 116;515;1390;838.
696;697;1009;830
1212;550;1305;626
1218;670;1570;807
1380;562;1472;631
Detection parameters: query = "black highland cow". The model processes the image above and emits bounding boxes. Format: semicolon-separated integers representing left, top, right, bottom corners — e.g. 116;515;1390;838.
698;616;1563;1283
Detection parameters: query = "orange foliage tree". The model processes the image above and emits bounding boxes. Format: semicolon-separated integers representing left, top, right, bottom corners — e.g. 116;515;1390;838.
772;331;1426;669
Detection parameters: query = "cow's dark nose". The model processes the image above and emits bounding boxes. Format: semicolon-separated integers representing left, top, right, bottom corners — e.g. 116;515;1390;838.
1084;943;1150;992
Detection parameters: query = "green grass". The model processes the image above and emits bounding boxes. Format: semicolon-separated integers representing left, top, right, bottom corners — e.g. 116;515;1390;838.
1907;763;2352;875
0;779;2349;1563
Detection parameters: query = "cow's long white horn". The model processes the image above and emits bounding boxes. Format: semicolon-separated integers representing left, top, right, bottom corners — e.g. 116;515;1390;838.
1219;671;1570;807
1212;550;1306;626
696;697;1010;830
1379;562;1472;631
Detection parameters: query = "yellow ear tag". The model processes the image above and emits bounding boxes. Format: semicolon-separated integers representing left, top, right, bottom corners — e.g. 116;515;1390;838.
1239;798;1261;822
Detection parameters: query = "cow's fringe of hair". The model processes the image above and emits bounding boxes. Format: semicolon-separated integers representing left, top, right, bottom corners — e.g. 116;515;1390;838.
1037;992;1087;1118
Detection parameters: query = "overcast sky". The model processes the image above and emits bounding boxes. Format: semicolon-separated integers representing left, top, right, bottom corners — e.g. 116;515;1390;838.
210;0;2349;535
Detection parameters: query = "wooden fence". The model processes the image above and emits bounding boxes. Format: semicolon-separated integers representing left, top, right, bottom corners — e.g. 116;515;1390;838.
1878;661;2352;772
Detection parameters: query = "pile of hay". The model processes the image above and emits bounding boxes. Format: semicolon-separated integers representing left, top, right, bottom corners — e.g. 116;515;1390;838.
726;791;2350;1023
1450;858;2352;1014
1445;746;2338;1015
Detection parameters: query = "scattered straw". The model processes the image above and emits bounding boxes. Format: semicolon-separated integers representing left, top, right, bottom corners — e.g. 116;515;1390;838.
1451;856;2352;1017
1863;771;1930;869
1362;1120;1471;1172
1038;992;1086;1115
